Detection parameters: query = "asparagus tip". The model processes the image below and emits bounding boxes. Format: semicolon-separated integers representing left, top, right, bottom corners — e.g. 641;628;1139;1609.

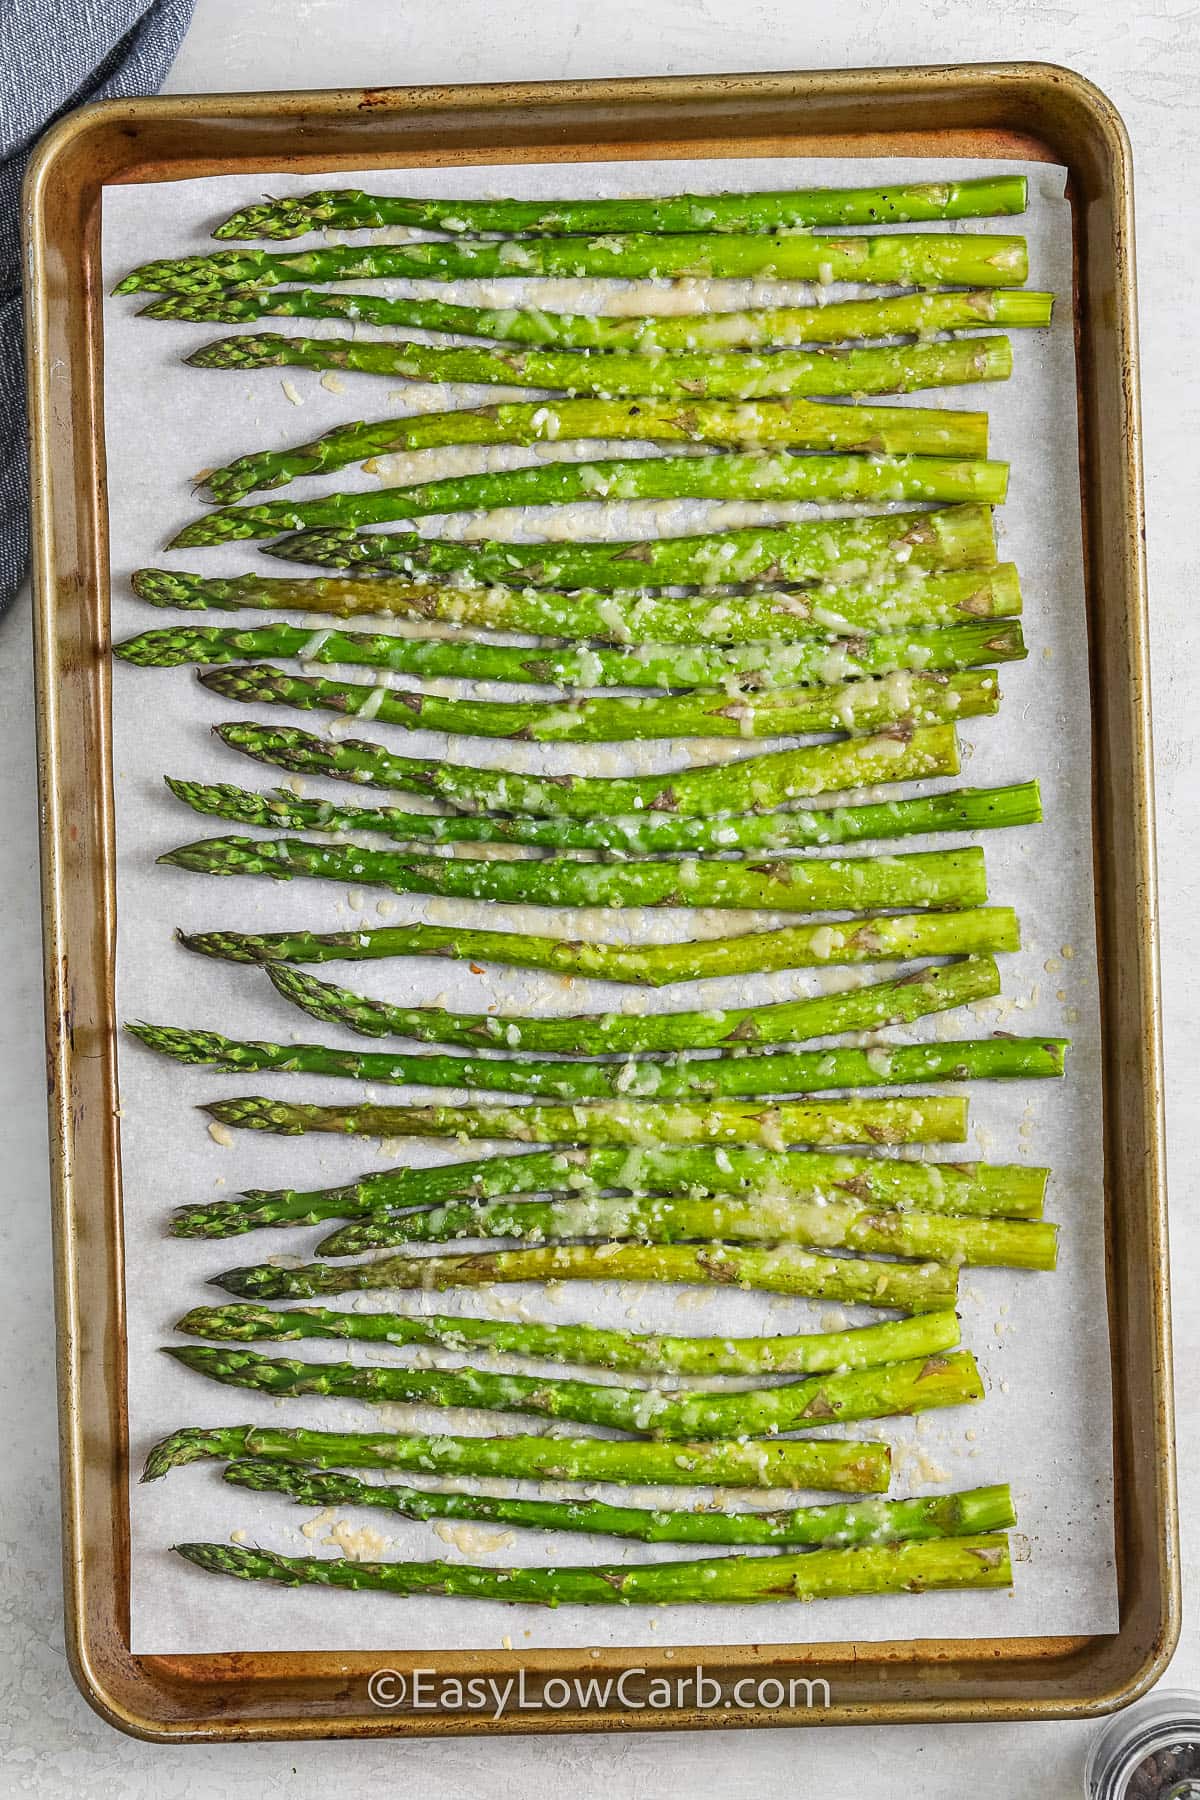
142;1427;232;1481
173;1541;248;1575
208;1264;261;1296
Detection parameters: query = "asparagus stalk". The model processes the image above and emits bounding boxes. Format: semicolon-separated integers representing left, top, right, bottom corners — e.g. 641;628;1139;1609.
171;453;1011;549
315;1191;1057;1268
213;175;1030;239
199;396;992;505
211;1242;960;1309
185;332;1013;401
211;720;966;815
263;954;1001;1057
120;617;1027;686
172;1536;1012;1605
159;836;991;912
223;1458;1015;1549
129;1020;1064;1103
165;1344;984;1437
148;285;1053;348
172;1147;1046;1241
168;775;1042;856
263;501;999;586
115;231;1029;294
132;565;1022;635
144;1423;891;1491
177;1302;965;1374
180;907;1022;982
199;663;1000;742
200;1093;970;1146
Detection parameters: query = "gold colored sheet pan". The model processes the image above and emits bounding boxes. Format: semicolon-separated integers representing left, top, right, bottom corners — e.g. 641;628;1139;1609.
22;63;1175;1740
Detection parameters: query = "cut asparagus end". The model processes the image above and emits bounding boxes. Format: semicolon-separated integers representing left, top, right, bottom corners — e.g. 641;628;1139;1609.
992;290;1055;328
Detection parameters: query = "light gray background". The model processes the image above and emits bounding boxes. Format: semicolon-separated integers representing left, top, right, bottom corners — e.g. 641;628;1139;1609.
1;0;1195;1791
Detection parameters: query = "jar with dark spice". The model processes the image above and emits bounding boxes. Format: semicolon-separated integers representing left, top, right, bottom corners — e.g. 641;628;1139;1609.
1087;1693;1200;1799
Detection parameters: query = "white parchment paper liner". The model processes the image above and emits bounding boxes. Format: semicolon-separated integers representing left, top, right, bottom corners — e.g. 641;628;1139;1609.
99;155;1115;1656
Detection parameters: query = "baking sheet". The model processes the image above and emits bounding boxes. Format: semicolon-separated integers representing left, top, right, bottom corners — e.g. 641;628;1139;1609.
100;155;1115;1656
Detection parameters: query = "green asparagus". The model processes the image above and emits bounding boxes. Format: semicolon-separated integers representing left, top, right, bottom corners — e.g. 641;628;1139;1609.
315;1191;1057;1268
115;230;1029;294
129;1020;1065;1102
177;1301;965;1374
223;1457;1015;1549
199;396;992;505
264;501;998;586
180;907;1022;982
170;452;1011;549
148;285;1053;347
263;954;1001;1057
211;720;965;815
168;775;1042;855
159;836;991;912
186;332;1014;400
199;663;1000;742
171;1536;1013;1605
124;617;1026;687
144;1422;891;1490
213;175;1031;239
165;1344;984;1437
211;1241;959;1309
132;565;1022;634
200;1093;970;1145
172;1147;1045;1240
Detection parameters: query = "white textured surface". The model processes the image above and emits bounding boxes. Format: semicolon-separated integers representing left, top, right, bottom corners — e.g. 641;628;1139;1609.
1;0;1197;1790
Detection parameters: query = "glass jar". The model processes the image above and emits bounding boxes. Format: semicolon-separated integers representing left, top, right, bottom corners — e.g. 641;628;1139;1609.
1086;1693;1200;1799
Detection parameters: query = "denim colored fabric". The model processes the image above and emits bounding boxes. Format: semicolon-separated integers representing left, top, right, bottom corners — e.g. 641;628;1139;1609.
0;0;196;609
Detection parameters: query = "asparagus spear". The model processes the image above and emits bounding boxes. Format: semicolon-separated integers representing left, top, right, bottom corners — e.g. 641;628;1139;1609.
148;285;1053;348
199;396;992;506
119;617;1027;686
165;1345;984;1437
223;1458;1015;1549
170;453;1011;549
168;775;1041;855
264;501;999;586
199;663;1000;742
132;565;1022;634
211;1242;959;1309
144;1423;891;1490
263;954;1001;1057
115;231;1029;294
314;1191;1057;1268
185;332;1013;401
200;1093;970;1146
181;907;1022;981
172;1536;1012;1605
129;1020;1064;1103
173;1148;1046;1240
211;720;965;815
177;1302;964;1373
213;175;1030;239
158;836;991;912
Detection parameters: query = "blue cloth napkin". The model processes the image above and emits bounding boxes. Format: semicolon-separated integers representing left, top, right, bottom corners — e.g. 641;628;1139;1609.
1;0;196;613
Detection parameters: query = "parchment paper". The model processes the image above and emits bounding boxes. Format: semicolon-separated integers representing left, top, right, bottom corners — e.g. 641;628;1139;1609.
100;156;1116;1656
